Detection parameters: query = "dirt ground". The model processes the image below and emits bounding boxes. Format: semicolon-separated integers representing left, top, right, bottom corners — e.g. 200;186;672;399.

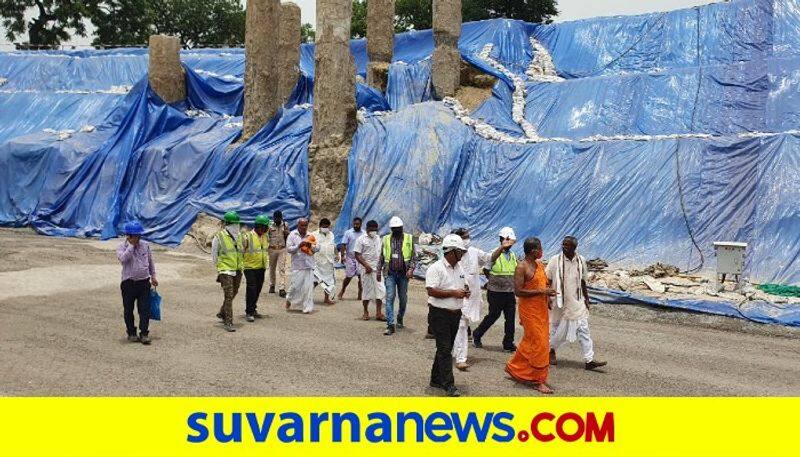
1;227;798;397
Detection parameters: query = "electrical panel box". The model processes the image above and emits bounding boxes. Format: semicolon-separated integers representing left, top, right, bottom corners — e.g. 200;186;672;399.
713;242;747;276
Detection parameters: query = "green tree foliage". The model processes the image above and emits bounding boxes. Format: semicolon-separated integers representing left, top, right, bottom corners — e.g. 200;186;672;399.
351;0;366;38
0;0;95;47
91;0;154;46
301;22;315;43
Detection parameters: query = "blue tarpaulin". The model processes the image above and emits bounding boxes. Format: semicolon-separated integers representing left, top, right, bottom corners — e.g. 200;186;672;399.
1;0;800;326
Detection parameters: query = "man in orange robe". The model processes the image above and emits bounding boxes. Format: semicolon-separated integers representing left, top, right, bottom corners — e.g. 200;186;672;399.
505;237;557;394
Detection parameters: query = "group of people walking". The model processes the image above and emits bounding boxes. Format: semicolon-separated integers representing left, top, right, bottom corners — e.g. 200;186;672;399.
115;213;606;396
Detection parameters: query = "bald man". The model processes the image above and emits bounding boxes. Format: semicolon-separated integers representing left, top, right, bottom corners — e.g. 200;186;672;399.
285;218;320;314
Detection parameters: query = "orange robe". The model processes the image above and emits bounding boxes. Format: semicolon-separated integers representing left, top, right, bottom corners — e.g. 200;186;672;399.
505;259;549;384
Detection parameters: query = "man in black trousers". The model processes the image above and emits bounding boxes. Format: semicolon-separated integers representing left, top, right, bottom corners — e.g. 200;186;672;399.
425;234;469;397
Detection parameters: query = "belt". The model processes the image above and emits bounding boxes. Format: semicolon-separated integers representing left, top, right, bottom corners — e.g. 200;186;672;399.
428;304;461;314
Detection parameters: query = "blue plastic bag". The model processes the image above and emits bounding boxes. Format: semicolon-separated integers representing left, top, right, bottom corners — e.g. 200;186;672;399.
149;288;162;321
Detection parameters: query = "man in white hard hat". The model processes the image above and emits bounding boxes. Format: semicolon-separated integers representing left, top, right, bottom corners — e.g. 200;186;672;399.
426;234;469;397
473;227;519;352
380;216;416;335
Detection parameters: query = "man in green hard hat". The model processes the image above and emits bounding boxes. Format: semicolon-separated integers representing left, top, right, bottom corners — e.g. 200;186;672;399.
212;211;244;332
241;214;270;322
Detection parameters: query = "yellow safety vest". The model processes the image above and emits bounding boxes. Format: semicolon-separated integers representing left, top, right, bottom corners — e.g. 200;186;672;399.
490;251;517;276
242;230;269;270
382;233;413;262
215;230;243;272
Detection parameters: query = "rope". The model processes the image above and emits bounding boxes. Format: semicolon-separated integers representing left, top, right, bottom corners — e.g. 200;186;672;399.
675;7;705;274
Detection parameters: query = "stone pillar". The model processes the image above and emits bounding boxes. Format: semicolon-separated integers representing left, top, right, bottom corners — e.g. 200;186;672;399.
309;0;357;219
243;0;281;141
366;0;395;91
431;0;462;98
148;35;186;103
278;2;302;106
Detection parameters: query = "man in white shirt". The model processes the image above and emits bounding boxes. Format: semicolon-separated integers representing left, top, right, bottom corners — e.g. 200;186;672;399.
312;218;337;305
285;218;320;314
337;217;363;300
426;234;469;397
354;220;386;321
545;236;607;371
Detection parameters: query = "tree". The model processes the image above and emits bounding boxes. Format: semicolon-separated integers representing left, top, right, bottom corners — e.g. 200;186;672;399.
350;0;366;38
89;0;245;48
0;0;96;47
463;0;559;24
301;22;315;43
395;0;431;32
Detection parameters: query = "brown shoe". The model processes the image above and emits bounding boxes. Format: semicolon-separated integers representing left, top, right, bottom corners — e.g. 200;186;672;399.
585;360;607;371
549;348;557;366
455;362;470;372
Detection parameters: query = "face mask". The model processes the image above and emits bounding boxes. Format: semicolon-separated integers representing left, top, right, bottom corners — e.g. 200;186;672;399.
320;228;330;234
462;238;471;249
368;231;377;238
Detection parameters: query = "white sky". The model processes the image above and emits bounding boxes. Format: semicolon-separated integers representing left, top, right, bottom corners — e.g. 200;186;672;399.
0;0;715;49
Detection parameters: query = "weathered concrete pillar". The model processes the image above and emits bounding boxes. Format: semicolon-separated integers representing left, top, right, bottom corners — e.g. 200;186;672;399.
243;0;281;141
366;0;395;91
431;0;462;98
148;35;186;103
278;2;302;106
309;0;357;219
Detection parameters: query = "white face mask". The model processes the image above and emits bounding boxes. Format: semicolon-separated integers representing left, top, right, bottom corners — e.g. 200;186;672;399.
320;227;330;234
368;231;377;238
462;238;471;249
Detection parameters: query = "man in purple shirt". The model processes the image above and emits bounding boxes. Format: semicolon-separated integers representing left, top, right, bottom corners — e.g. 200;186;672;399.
116;221;158;345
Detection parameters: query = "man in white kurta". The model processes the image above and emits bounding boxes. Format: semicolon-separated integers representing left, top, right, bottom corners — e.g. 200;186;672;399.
545;236;606;370
450;229;491;371
285;218;320;314
312;218;337;304
354;220;386;321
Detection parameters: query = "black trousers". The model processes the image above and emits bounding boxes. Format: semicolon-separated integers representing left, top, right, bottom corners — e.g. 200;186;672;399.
244;268;266;315
121;278;151;336
473;290;516;348
428;305;462;389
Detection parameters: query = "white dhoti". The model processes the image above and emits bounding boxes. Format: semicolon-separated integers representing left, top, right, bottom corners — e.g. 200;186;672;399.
361;272;386;301
314;265;336;296
550;317;594;362
452;273;482;364
287;268;315;313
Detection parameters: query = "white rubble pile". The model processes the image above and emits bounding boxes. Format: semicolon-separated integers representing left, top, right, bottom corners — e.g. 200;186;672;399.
0;77;7;86
587;266;800;305
194;69;243;83
526;38;564;82
42;124;96;140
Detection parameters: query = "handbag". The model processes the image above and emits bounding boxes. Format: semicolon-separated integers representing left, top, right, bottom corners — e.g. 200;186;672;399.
149;288;162;321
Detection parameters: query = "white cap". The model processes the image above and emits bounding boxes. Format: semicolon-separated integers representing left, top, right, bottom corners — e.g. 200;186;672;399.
442;234;466;252
499;226;516;240
389;216;404;228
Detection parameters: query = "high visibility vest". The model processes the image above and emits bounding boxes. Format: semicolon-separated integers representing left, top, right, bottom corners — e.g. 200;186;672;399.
215;230;243;272
382;233;413;262
242;230;269;270
490;251;517;276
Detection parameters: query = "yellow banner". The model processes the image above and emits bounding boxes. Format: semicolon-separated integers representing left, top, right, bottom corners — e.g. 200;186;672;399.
0;398;795;457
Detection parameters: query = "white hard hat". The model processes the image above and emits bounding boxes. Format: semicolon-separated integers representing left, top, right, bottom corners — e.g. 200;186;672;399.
499;226;517;240
442;234;466;252
389;216;404;228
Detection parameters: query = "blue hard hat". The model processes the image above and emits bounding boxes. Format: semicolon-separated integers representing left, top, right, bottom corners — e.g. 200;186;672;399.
123;221;144;236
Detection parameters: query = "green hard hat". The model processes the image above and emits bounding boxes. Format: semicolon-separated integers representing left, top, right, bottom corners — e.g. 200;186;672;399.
223;211;240;224
255;214;270;226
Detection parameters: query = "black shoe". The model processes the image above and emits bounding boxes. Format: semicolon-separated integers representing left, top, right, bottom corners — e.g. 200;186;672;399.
504;344;517;352
278;289;286;298
252;312;265;319
127;334;139;343
585;360;607;371
446;386;461;397
473;334;483;348
216;312;224;321
140;334;151;345
396;321;404;329
269;285;275;294
383;326;395;336
245;314;255;322
430;381;445;389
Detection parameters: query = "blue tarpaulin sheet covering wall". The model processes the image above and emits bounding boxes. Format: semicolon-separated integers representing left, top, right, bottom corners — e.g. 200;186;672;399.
2;0;800;325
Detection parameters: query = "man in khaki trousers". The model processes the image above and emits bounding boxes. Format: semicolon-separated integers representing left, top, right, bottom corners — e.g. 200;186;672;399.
267;210;290;297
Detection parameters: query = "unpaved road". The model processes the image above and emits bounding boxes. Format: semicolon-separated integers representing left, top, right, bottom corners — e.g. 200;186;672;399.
1;227;798;396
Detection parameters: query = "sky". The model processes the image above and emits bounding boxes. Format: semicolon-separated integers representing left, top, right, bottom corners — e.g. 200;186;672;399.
0;0;715;49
